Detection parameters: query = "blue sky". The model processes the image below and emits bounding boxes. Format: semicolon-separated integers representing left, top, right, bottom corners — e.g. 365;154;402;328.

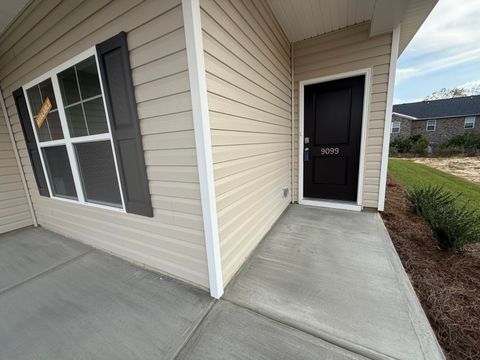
394;0;480;104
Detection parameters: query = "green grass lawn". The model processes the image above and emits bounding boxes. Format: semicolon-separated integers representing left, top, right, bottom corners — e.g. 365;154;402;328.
388;158;480;210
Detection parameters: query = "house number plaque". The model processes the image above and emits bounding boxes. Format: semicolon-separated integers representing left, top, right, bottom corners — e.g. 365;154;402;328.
320;147;340;155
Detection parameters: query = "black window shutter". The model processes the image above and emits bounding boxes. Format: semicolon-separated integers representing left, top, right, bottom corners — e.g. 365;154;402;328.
13;88;49;197
96;32;153;217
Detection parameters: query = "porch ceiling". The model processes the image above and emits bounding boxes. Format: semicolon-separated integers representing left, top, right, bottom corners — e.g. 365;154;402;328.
0;0;29;35
266;0;376;42
266;0;437;55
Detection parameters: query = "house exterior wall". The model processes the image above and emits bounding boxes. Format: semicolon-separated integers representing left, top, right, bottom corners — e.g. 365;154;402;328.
0;109;33;233
200;0;292;285
0;0;210;288
390;114;412;140
410;116;479;145
293;23;393;208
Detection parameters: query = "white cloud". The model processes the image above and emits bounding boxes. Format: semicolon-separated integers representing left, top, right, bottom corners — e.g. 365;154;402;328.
395;68;419;83
406;0;480;54
396;0;480;82
397;47;480;83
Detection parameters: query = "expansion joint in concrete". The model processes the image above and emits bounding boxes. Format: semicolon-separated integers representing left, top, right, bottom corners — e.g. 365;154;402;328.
0;249;94;296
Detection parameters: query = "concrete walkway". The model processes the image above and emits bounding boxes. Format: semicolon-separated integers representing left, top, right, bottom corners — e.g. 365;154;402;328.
0;205;444;359
225;205;445;360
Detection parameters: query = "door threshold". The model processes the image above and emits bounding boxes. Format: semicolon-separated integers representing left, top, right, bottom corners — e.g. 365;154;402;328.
299;198;362;212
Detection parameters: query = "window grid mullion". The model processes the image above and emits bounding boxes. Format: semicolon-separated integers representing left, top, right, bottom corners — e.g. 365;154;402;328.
74;65;91;136
63;94;102;110
51;74;86;203
37;139;67;148
69;132;111;144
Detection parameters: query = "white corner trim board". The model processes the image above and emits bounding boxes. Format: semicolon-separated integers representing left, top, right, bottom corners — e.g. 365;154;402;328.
182;0;224;298
378;25;401;211
290;42;294;202
0;87;37;227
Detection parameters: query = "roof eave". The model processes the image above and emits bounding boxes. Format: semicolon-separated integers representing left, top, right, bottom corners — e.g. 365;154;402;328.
393;113;480;120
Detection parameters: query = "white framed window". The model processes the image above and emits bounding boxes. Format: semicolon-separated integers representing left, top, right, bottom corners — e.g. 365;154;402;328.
464;116;475;129
426;119;436;132
23;48;125;212
391;121;401;133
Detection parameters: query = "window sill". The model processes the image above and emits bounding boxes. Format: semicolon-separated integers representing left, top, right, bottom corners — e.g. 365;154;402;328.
48;195;126;214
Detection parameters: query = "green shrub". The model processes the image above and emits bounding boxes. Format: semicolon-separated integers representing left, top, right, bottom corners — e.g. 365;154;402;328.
390;137;413;154
410;136;429;155
438;133;480;156
409;134;423;143
443;133;480;149
389;145;399;157
433;146;465;157
407;185;480;252
390;135;429;156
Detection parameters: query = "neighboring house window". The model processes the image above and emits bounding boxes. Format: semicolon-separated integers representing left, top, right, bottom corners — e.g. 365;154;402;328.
426;119;436;131
464;116;475;129
391;121;401;133
24;54;124;210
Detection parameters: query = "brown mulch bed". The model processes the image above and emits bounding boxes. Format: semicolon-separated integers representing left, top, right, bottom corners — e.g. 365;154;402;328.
381;176;480;360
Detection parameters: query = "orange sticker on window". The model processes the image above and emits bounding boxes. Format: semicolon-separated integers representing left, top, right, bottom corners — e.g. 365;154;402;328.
35;96;52;128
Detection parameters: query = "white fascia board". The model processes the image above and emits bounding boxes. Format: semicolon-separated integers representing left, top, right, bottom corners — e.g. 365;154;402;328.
378;26;401;212
182;0;224;298
392;112;417;120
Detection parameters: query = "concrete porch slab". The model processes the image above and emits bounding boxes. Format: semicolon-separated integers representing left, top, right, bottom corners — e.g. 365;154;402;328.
0;227;90;293
177;300;368;360
225;205;444;360
0;229;213;360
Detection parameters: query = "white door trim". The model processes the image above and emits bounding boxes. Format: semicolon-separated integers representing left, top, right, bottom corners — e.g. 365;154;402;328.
298;68;372;211
182;0;224;298
378;26;401;211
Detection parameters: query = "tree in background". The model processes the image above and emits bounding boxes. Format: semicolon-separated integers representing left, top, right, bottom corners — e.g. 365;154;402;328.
425;83;480;100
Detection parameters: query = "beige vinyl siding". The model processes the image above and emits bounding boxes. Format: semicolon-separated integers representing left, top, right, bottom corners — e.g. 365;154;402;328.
293;23;392;208
0;110;33;234
201;0;291;285
0;0;209;288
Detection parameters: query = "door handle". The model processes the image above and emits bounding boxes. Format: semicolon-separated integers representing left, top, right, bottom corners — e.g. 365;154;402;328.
304;147;310;161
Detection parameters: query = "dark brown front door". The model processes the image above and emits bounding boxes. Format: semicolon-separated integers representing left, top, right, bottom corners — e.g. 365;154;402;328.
303;75;364;201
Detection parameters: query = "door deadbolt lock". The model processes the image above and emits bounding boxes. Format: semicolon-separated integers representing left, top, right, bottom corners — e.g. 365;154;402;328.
304;147;310;161
304;137;309;144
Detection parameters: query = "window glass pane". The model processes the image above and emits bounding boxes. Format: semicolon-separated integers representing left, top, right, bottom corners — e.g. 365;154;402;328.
83;98;108;135
36;118;51;142
26;86;43;114
64;104;87;137
58;67;80;105
465;117;475;128
43;145;77;199
38;79;57;109
58;55;108;138
77;57;102;99
45;112;63;140
26;79;62;142
75;141;122;207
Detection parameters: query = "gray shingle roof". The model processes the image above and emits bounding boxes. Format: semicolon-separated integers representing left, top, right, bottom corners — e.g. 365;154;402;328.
393;95;480;119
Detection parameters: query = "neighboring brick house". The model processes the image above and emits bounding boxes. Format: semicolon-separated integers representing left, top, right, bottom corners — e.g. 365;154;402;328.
391;95;480;146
